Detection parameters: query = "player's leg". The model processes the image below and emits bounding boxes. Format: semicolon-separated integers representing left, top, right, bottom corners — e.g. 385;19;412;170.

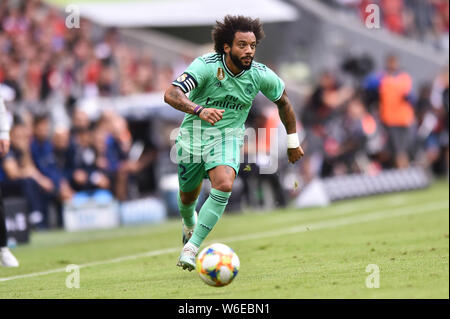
178;181;203;244
175;138;208;270
176;156;206;250
0;186;19;267
188;165;235;247
176;133;205;238
178;137;241;271
178;165;236;271
176;181;203;270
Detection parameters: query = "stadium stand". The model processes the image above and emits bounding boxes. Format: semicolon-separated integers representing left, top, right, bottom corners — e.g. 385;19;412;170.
320;0;449;51
0;0;448;235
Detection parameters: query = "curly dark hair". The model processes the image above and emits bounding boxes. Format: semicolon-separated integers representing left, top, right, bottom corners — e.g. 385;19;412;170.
212;15;265;55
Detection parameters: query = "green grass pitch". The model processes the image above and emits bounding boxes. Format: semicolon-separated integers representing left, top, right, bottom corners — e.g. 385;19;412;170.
0;181;448;299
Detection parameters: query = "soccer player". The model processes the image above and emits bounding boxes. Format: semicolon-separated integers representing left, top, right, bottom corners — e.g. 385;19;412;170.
0;96;19;267
164;15;304;271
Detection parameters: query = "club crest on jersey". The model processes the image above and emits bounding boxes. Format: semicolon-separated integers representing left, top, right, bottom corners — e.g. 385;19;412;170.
177;74;188;82
217;68;225;81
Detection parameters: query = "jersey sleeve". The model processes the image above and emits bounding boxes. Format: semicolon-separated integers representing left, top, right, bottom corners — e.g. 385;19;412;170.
171;57;208;94
259;67;285;102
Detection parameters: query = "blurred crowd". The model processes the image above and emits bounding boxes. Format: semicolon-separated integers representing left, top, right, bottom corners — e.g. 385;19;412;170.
0;107;157;229
297;54;449;184
0;0;449;229
231;54;448;211
0;0;174;229
0;0;174;109
322;0;449;51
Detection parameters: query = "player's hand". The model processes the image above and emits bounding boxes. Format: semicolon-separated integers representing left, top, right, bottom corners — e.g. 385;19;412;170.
0;139;10;158
199;108;225;126
287;145;304;164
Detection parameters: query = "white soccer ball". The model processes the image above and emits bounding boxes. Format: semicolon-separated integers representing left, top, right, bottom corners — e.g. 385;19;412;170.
196;243;240;287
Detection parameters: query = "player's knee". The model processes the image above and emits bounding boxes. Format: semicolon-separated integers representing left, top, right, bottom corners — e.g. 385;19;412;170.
213;180;233;193
179;193;196;205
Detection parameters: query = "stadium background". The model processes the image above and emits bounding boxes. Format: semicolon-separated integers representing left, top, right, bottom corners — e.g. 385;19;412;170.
0;0;448;300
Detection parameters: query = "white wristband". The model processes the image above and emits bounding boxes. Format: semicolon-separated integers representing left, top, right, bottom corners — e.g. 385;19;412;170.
287;133;299;149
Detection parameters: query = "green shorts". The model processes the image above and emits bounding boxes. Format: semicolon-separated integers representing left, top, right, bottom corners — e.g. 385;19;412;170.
176;137;243;193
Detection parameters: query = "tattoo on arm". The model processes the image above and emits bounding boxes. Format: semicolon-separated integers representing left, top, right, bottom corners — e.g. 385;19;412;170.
275;90;297;134
165;86;197;114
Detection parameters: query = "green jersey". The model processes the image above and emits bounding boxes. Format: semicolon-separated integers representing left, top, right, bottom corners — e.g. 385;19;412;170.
172;52;285;153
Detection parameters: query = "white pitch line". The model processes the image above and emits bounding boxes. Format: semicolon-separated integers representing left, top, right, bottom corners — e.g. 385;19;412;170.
25;193;444;248
220;201;448;243
0;200;447;283
0;247;180;283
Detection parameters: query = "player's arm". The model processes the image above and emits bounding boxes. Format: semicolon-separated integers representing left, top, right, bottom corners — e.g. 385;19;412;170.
164;85;197;115
164;85;224;126
274;90;304;163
